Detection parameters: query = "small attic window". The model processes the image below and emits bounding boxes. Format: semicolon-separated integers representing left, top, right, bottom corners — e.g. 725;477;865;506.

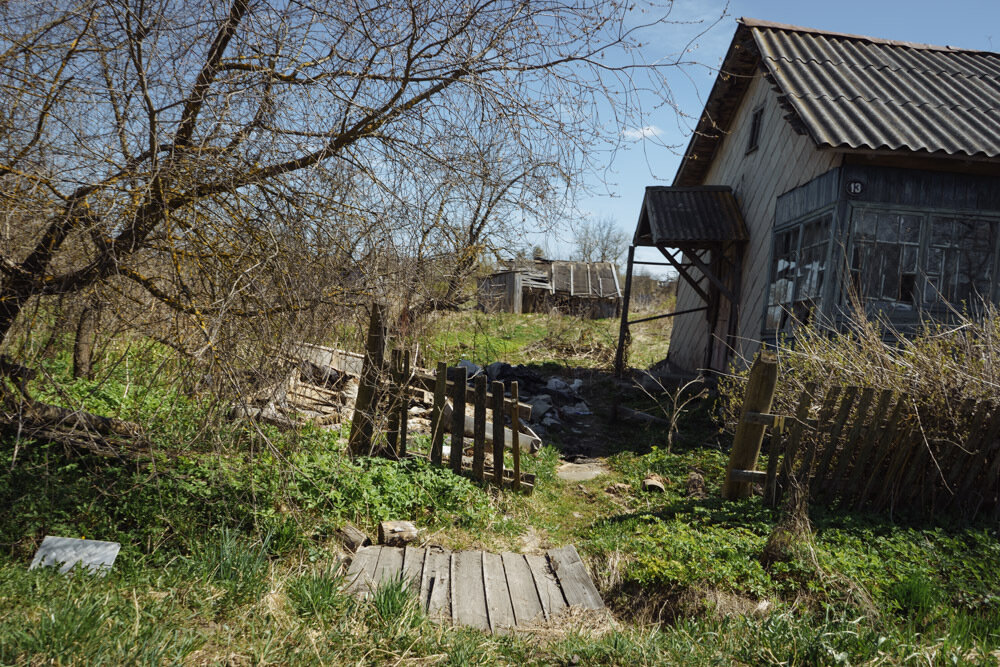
746;106;764;154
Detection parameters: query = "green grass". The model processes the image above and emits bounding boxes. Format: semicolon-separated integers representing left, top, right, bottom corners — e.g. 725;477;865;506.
415;310;670;370
1;324;999;664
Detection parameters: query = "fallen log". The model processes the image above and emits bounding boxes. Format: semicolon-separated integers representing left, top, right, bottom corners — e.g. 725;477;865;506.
1;398;149;461
378;520;418;547
21;401;142;438
441;401;542;453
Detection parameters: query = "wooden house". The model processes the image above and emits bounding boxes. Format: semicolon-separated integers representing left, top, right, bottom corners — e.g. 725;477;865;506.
618;18;1000;374
479;259;622;319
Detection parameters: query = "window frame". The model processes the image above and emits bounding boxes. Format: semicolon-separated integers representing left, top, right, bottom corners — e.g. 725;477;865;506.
745;106;764;155
842;202;1000;322
762;205;837;340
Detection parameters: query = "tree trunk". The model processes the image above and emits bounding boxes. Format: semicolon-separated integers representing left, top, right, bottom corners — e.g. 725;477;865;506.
73;304;99;380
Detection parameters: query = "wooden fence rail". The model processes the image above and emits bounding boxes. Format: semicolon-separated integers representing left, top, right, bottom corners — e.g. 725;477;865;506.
725;352;1000;521
348;306;534;494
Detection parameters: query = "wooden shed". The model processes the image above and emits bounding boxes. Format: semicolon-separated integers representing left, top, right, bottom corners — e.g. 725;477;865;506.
479;259;622;319
618;18;1000;375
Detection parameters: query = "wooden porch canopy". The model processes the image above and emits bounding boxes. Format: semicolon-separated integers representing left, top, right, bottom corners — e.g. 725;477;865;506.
614;186;749;376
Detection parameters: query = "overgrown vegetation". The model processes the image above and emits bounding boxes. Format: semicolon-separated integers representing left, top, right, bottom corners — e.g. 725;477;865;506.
419;310;672;370
1;317;998;663
719;305;1000;436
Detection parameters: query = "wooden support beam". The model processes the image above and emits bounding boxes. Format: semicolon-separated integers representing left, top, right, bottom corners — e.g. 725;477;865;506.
658;247;711;304
613;245;636;379
670;245;738;305
743;411;785;429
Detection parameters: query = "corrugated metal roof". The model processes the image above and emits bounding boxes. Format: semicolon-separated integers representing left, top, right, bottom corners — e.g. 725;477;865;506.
635;186;748;247
673;18;1000;186
495;259;622;299
752;20;1000;158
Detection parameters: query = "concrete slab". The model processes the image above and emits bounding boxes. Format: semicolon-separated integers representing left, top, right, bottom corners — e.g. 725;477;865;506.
556;461;609;482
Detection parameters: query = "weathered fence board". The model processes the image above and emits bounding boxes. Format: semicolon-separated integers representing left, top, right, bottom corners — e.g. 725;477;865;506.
729;353;1000;521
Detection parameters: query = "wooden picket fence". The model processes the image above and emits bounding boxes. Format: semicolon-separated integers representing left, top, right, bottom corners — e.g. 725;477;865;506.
725;353;1000;521
347;305;535;494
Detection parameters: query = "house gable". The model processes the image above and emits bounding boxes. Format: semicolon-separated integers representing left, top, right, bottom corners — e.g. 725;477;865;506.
667;71;840;371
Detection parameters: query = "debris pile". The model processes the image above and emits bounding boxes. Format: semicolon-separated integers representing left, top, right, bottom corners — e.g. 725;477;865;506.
464;361;594;436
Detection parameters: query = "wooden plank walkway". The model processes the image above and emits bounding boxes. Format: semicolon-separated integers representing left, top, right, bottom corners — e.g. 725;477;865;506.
344;544;604;632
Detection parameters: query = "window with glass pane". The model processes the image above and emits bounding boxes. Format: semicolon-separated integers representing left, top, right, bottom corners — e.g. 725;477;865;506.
925;217;994;306
765;227;799;332
849;210;920;309
765;214;831;335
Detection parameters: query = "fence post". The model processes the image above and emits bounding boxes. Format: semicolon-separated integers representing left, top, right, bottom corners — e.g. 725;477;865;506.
430;362;447;465
511;381;521;492
473;375;487;480
386;348;401;455
722;350;779;500
449;366;467;474
398;349;410;458
492;381;505;485
348;303;386;457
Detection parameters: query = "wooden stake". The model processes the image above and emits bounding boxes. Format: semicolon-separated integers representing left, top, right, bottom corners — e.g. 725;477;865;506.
449;366;467;474
492;381;505;485
386;348;401;454
473;374;487;481
348;303;386;457
511;381;521;492
398;349;410;458
430;362;447;465
722;350;779;500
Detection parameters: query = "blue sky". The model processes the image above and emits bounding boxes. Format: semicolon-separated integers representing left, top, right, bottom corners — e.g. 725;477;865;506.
552;0;1000;271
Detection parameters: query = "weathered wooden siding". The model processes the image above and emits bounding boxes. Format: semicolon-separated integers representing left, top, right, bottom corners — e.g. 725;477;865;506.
668;73;842;371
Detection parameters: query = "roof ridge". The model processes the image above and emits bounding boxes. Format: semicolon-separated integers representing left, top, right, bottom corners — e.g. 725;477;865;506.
740;17;1000;56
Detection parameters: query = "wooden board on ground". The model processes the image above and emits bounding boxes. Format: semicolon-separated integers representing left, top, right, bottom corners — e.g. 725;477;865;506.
401;545;426;591
451;551;489;630
501;551;544;626
547;545;604;610
344;545;381;596
372;545;403;590
525;553;567;620
344;544;602;632
483;551;516;632
421;548;452;619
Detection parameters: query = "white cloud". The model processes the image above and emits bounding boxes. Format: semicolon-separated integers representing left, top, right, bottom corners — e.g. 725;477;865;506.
622;125;664;141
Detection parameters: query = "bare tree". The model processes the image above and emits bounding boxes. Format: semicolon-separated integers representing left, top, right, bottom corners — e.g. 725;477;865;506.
572;215;629;264
0;0;712;432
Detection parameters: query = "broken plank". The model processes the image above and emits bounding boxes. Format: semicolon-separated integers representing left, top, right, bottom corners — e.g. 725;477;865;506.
501;552;544;626
451;551;489;631
421;549;452;619
371;545;404;591
483;551;516;633
525;553;567;620
344;545;382;597
547;545;604;610
401;546;426;592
